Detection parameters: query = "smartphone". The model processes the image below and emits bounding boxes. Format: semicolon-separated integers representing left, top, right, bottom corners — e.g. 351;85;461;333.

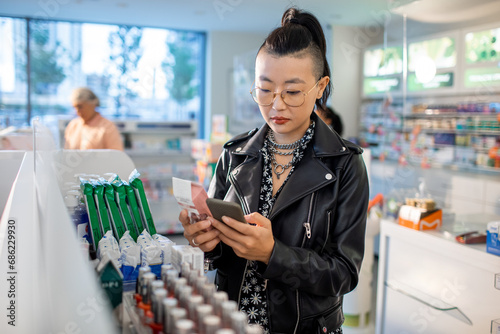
206;198;247;223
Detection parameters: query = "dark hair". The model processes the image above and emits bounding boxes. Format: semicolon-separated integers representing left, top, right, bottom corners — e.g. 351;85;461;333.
258;7;331;110
318;106;344;136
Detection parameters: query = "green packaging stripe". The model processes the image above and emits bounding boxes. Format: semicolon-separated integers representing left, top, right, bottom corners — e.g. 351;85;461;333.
81;181;102;250
124;182;145;234
92;181;112;235
130;174;157;235
104;183;126;240
112;180;139;241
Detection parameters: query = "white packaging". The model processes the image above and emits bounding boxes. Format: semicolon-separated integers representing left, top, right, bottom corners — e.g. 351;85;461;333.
97;230;121;268
171;245;204;276
172;245;193;273
188;246;205;277
137;229;162;267
153;233;175;265
119;231;141;267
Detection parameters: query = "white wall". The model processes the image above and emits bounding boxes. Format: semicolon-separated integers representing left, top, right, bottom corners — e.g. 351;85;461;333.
330;26;363;139
205;30;267;139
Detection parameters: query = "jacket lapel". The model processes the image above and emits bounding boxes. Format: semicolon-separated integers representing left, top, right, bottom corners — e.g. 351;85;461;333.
270;147;333;220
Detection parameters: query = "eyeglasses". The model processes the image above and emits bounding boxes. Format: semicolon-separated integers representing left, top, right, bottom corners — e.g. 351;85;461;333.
250;79;321;107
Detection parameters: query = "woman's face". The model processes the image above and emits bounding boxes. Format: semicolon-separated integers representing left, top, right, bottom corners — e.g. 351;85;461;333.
73;100;96;122
254;51;329;143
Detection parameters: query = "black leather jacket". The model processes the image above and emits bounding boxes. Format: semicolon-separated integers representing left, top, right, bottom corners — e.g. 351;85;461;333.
207;113;369;333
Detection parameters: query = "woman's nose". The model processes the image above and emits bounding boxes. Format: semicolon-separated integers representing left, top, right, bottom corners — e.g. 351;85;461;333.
272;92;287;110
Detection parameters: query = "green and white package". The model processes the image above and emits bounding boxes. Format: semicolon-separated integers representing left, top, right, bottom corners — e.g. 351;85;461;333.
100;177;126;240
129;169;157;235
80;177;102;250
91;179;112;237
123;181;145;235
111;176;139;241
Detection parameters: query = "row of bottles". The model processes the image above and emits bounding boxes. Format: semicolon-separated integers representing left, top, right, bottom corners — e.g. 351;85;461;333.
133;262;263;334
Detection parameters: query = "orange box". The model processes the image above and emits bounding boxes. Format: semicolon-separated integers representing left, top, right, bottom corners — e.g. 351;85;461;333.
398;205;442;230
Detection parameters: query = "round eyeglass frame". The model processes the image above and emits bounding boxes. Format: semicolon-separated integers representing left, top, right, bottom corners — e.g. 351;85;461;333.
250;79;321;107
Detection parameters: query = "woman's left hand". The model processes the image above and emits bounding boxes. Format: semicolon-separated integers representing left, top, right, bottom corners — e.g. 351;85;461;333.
209;212;274;264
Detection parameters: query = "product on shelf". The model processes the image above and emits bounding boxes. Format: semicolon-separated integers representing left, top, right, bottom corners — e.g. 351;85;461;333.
111;176;140;241
153;233;175;266
91;178;113;237
64;189;91;243
130;169;157;235
137;229;163;278
96;256;123;316
119;231;141;282
487;221;500;256
101;177;127;240
127;252;266;333
398;179;442;230
80;177;102;252
124;180;147;234
97;230;121;266
404;197;436;211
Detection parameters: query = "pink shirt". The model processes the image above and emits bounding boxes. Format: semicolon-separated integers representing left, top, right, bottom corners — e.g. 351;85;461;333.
64;113;124;150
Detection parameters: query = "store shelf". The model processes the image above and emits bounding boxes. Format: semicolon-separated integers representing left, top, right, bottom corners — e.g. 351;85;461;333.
359;98;500;173
406;112;498;118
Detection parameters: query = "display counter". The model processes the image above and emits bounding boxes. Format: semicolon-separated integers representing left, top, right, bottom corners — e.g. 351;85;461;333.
376;218;500;333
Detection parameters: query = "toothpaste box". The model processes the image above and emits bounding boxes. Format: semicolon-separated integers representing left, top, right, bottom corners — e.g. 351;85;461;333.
487;221;500;256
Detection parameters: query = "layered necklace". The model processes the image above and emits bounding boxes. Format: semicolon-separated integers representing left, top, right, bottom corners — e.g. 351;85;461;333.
267;129;302;179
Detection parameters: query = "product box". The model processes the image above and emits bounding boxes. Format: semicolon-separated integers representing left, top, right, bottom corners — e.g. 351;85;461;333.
486;221;500;256
398;205;442;230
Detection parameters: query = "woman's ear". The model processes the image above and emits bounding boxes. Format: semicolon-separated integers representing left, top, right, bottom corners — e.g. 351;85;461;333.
316;76;330;99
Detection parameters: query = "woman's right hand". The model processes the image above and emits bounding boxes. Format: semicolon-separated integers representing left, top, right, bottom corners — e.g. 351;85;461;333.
179;209;221;252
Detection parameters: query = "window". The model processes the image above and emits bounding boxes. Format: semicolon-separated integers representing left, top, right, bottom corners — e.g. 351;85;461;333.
0;17;27;128
0;16;206;133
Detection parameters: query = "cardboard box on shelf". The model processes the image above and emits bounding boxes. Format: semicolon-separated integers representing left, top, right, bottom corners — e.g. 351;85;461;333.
398;204;443;230
487;221;500;256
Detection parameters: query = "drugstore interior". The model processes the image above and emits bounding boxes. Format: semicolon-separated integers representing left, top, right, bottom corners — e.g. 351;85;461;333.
1;0;500;333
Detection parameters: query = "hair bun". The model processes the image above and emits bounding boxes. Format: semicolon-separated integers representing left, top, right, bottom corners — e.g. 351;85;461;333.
289;18;300;24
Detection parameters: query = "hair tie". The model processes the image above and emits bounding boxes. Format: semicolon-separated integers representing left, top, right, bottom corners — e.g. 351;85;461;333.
290;18;300;24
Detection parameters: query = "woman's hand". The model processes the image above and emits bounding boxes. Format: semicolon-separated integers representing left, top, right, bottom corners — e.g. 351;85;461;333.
180;209;221;252
210;212;275;264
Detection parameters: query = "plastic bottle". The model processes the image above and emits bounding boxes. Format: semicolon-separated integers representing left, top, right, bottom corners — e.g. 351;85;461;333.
65;190;90;243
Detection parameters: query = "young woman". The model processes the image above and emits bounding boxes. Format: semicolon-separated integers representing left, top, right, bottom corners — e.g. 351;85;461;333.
180;7;369;333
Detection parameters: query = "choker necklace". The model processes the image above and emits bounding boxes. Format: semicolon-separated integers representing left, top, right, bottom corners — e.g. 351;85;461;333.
267;130;301;179
267;130;302;150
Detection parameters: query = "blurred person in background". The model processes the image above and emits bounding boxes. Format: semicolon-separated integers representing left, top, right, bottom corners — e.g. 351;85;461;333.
64;87;124;150
315;105;344;136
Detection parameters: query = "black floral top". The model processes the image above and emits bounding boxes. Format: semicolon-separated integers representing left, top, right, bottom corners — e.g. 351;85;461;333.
238;122;315;332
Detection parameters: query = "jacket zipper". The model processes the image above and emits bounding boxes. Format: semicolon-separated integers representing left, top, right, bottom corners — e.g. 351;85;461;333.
301;193;316;243
293;193;316;334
